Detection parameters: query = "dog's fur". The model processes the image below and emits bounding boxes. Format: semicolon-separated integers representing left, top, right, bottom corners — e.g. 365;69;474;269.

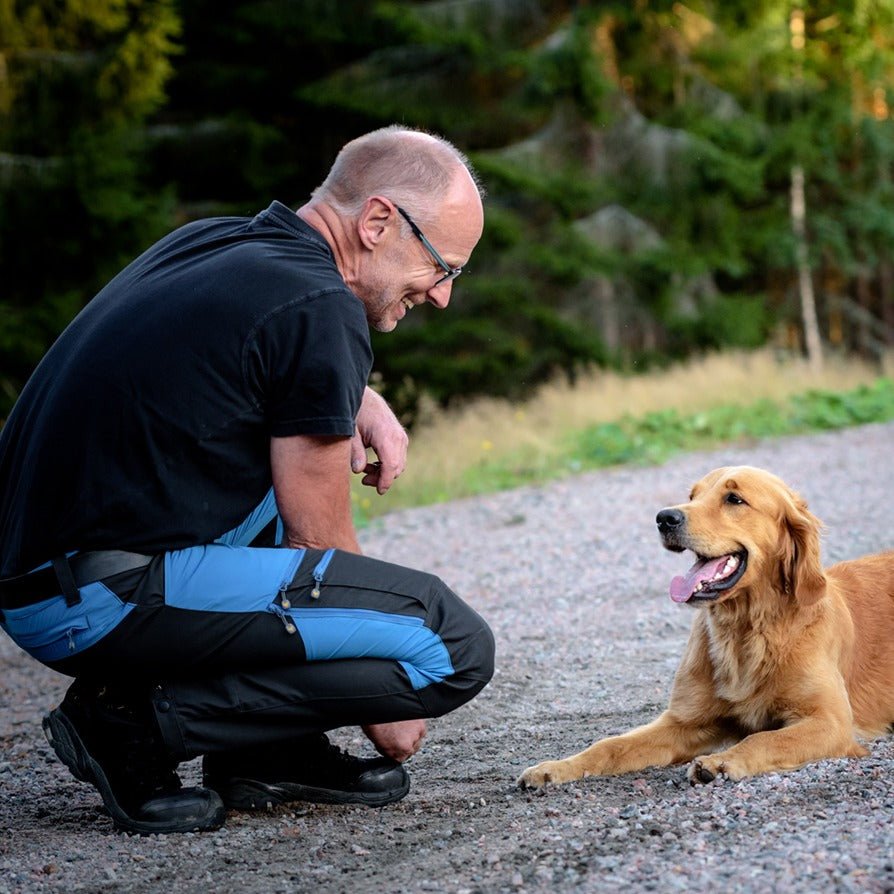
519;465;894;788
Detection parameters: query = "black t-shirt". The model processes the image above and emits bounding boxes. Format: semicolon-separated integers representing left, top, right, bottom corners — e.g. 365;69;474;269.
0;202;372;576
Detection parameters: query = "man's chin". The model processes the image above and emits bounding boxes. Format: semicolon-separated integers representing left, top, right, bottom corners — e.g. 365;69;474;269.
370;317;398;333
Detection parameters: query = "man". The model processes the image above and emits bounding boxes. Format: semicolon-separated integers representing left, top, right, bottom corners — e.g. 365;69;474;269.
0;126;494;835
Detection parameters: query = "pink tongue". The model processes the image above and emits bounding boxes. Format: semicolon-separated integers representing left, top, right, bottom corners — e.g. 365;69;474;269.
670;555;731;603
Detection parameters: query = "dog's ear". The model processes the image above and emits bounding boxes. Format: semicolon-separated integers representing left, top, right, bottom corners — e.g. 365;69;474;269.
779;492;826;605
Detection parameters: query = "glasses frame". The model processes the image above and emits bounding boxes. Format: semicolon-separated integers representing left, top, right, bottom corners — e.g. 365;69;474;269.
395;205;463;286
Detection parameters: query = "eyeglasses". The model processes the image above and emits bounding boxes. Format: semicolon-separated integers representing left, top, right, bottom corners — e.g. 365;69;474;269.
395;205;463;285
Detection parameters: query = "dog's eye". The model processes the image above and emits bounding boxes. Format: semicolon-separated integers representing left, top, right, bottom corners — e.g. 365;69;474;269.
725;492;746;505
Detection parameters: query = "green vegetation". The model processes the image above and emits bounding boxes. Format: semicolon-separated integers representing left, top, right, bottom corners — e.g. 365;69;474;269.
566;378;894;470
0;0;180;408
351;356;894;524
2;2;893;424
456;378;894;495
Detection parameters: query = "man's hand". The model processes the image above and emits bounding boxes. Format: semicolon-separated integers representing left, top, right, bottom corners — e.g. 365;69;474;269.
351;387;408;494
362;719;427;763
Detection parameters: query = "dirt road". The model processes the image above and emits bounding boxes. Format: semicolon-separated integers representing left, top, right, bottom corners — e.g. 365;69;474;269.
2;422;893;893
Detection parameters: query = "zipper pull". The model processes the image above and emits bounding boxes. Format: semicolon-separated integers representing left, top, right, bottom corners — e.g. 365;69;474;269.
270;604;296;635
311;548;335;600
67;629;76;652
279;583;291;610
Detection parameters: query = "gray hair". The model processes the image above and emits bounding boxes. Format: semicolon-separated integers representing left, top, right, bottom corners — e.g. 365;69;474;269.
311;125;483;230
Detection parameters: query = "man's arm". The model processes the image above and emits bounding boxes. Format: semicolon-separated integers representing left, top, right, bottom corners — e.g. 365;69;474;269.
270;433;360;553
271;411;427;761
270;386;406;549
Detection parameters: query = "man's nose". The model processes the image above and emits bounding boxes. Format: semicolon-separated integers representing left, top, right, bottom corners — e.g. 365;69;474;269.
426;280;453;309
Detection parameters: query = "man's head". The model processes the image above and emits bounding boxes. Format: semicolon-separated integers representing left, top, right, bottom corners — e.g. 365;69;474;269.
309;126;485;332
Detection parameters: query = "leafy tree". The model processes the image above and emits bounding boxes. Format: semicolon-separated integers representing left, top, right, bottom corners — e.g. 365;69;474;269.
143;1;894;416
675;1;894;359
143;0;400;213
0;0;180;411
3;1;893;422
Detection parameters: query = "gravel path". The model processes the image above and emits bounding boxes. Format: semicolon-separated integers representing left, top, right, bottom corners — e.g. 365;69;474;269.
2;422;893;894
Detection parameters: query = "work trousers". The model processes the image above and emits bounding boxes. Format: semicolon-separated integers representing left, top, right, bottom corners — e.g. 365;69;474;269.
6;492;495;762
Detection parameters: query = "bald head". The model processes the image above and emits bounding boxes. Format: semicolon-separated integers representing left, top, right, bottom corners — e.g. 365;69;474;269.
312;126;484;228
301;126;484;332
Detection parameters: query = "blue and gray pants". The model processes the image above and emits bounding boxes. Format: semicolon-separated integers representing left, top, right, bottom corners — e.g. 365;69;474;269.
1;491;495;762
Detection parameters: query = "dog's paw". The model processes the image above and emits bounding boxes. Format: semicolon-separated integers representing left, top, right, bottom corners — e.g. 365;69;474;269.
517;759;578;790
688;755;740;784
687;758;721;785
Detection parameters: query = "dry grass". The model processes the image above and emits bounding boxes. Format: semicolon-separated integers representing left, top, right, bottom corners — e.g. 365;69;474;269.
355;348;891;518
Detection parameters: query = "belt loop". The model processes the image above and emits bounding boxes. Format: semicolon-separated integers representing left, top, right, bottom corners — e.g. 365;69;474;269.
52;555;82;607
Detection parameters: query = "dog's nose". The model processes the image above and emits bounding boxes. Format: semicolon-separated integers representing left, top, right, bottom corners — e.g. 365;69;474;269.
656;508;685;532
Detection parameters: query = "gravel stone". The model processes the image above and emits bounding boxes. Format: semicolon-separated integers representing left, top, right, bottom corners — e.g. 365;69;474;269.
1;422;893;892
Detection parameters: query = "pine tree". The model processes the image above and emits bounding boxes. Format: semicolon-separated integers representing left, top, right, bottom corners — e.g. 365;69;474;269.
0;0;180;411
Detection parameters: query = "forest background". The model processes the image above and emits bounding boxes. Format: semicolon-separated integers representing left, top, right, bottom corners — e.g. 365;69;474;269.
1;0;893;427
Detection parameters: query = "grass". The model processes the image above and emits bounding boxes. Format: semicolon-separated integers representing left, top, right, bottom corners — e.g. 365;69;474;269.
352;348;894;525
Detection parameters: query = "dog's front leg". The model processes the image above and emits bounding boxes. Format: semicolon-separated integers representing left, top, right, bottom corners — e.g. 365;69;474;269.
688;714;868;783
518;711;727;789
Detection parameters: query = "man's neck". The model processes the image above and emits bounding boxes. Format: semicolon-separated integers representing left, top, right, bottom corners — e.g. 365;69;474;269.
296;202;358;287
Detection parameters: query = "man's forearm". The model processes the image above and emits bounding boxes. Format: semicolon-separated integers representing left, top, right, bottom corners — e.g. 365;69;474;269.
271;433;362;554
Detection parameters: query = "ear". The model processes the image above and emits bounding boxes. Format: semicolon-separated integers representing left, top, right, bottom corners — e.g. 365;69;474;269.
356;197;394;249
779;493;826;605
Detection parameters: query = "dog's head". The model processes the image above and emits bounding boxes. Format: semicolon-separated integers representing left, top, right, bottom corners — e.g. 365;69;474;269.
656;466;826;607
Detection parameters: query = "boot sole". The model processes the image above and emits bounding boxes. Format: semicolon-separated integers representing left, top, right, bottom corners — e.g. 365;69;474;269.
43;708;226;835
212;774;411;811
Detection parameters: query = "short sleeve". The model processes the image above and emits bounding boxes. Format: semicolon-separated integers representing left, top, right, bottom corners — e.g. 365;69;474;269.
242;289;373;438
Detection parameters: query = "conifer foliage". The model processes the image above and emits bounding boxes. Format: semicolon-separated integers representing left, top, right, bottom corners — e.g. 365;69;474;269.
2;2;892;421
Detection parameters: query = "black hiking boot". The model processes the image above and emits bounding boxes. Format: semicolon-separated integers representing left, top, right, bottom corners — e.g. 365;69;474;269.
202;734;410;810
42;681;226;835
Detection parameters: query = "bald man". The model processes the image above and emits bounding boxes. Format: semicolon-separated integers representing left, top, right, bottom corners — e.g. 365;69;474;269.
0;126;494;834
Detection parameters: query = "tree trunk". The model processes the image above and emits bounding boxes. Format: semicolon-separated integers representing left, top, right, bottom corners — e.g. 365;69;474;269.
789;164;823;371
879;260;894;331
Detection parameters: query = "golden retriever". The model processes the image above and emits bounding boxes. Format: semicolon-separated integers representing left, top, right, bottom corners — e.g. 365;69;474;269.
519;465;894;788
